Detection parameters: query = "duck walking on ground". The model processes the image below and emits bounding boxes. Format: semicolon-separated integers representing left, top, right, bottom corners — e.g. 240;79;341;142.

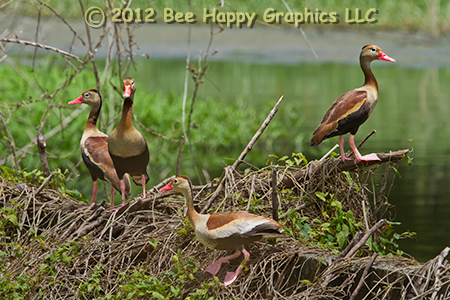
160;175;286;286
310;45;395;163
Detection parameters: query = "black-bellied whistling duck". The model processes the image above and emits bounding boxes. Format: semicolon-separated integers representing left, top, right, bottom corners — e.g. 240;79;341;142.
69;90;130;208
108;78;149;211
310;45;395;162
160;175;286;286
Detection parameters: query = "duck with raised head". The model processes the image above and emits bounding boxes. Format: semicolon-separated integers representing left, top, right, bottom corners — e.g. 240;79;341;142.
310;45;395;163
160;175;286;286
69;90;130;209
108;78;149;211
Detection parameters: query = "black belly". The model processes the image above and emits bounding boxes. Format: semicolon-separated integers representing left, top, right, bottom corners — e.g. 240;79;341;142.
110;148;149;183
82;151;105;181
325;105;371;139
213;234;263;251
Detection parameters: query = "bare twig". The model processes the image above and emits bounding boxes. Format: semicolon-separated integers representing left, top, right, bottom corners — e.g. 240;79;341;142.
176;136;185;176
280;0;319;59
0;38;82;62
319;144;339;162
345;219;386;259
279;201;315;219
246;175;256;212
201;95;284;213
0;112;19;169
182;0;192;141
272;168;279;222
34;173;54;196
36;126;50;177
0;0;14;10
357;130;377;149
349;253;378;300
361;200;369;231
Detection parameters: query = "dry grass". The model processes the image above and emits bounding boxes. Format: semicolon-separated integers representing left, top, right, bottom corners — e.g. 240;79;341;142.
3;154;449;299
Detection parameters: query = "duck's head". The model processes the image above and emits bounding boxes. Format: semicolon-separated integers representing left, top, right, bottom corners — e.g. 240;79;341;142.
159;175;192;195
122;77;136;98
69;89;101;107
360;45;395;63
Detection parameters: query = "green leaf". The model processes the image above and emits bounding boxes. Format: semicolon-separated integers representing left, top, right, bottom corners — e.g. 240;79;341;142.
315;192;328;202
391;165;402;178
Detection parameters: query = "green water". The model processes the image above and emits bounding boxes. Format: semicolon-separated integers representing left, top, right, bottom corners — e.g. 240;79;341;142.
133;58;450;262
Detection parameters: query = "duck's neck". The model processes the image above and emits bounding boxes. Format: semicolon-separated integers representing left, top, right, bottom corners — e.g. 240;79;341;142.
360;59;378;91
182;184;200;226
118;95;134;129
85;102;101;130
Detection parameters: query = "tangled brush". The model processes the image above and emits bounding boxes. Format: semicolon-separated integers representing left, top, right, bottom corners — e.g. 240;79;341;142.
2;151;449;299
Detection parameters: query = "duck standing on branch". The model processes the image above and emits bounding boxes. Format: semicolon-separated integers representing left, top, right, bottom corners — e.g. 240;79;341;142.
108;78;149;211
69;90;130;209
160;175;286;286
310;45;395;163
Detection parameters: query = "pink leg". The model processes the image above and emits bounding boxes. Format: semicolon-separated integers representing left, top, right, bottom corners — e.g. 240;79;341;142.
349;135;380;163
204;250;242;276
91;180;98;204
141;174;147;199
224;249;250;286
110;185;115;208
107;179;128;212
339;136;353;162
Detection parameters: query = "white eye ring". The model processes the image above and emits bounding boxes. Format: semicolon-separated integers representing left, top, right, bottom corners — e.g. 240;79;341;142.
84;92;90;97
371;48;376;52
173;179;178;184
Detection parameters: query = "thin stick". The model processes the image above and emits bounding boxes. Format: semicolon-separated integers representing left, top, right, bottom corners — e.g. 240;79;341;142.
36;126;50;177
246;175;256;212
201;95;284;213
280;0;319;59
181;0;192;141
0;38;82;62
361;200;369;231
34;173;54;196
272;168;279;222
0;112;19;169
176;136;185;176
279;202;315;219
319;144;339;162
357;130;376;149
345;219;386;259
349;253;378;300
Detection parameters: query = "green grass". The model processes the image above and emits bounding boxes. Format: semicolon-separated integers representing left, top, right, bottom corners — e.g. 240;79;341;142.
4;0;450;36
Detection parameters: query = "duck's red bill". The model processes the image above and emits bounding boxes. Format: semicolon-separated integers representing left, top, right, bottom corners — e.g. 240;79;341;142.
68;95;83;105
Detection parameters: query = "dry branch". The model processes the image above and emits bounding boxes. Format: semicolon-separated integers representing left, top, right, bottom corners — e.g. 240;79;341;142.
271;168;279;222
345;219;386;259
36;126;50;176
34;173;54;196
349;253;378;300
201;95;284;213
321;219;386;287
0;38;82;62
282;149;410;188
176;136;185;177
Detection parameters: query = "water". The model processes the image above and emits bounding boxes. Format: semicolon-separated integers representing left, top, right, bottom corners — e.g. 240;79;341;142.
2;17;450;262
128;57;450;262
